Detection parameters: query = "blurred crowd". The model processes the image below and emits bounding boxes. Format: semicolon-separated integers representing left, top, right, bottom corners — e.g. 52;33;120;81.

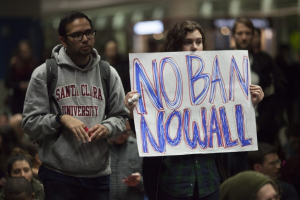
0;15;300;200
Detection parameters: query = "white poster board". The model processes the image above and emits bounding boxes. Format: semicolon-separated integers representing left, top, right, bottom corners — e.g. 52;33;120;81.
129;50;257;157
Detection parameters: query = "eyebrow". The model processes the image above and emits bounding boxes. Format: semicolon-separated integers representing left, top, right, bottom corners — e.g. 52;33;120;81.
184;38;202;40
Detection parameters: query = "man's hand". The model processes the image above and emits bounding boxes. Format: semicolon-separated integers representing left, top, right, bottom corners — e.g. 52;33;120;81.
88;124;110;142
60;115;90;143
123;172;141;187
20;81;29;91
250;84;264;106
0;177;7;187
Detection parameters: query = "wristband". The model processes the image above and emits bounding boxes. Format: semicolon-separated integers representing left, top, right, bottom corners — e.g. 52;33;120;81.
55;114;64;125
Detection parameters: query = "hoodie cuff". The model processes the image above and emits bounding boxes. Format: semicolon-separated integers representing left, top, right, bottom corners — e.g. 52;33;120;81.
103;124;113;139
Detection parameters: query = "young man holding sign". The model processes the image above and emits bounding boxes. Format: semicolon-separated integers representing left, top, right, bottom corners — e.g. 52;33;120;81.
125;20;264;200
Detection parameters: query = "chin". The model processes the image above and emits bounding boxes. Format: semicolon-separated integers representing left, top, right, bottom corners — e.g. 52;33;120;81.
80;51;92;56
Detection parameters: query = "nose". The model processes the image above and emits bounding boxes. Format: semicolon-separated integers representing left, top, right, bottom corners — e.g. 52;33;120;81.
82;34;88;42
241;33;247;40
191;42;197;51
21;170;25;177
276;163;281;169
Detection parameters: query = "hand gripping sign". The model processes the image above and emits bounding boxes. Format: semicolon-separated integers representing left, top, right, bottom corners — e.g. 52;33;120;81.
129;50;257;157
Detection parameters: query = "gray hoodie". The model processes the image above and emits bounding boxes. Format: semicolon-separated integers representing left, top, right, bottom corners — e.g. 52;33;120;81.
22;44;128;177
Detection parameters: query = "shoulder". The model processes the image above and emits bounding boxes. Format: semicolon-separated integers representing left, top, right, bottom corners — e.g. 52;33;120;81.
31;178;44;191
279;180;296;189
105;62;122;85
99;60;119;77
254;51;273;61
31;63;47;81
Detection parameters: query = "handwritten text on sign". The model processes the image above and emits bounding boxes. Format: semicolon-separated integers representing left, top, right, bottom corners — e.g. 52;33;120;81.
129;51;257;157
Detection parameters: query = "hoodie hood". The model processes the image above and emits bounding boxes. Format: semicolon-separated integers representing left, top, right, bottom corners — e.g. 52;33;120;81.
51;44;101;71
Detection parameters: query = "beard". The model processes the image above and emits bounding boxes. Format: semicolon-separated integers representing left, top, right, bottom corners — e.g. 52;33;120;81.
236;43;251;50
79;46;93;56
235;40;252;50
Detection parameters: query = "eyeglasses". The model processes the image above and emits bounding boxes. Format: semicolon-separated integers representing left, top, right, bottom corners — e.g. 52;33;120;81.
269;159;281;167
65;29;96;41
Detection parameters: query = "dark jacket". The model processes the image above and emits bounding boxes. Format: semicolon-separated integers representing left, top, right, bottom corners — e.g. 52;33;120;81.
251;51;287;144
129;118;229;200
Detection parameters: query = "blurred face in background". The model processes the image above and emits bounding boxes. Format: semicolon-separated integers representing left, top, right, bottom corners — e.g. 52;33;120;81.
233;23;253;50
290;135;300;153
256;153;281;179
104;40;118;58
182;30;203;51
0;115;9;126
9;160;33;183
19;42;32;60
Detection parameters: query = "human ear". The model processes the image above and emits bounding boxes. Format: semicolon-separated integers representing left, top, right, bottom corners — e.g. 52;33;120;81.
59;36;68;48
253;163;262;172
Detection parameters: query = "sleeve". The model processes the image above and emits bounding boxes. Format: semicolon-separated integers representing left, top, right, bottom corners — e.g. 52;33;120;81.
101;66;129;139
270;55;287;97
22;64;61;140
135;176;145;192
35;190;45;200
280;182;299;200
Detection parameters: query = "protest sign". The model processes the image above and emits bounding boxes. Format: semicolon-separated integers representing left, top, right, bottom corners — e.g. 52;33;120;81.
129;50;257;157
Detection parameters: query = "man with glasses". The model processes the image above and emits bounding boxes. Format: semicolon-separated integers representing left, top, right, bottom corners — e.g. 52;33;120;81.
22;11;128;199
247;143;299;200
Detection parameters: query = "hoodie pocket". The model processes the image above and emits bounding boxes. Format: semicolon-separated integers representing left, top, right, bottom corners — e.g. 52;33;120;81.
49;129;109;172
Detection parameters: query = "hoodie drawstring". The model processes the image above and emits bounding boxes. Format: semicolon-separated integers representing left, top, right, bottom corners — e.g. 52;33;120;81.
75;70;79;104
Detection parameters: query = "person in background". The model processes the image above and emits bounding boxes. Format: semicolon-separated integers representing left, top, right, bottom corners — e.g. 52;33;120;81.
9;114;29;143
0;125;24;189
103;39;130;94
2;177;34;200
0;110;9;127
0;148;44;200
108;120;145;200
5;40;37;114
220;171;279;200
275;44;300;124
38;49;52;66
228;17;287;177
23;143;42;181
252;28;262;54
232;17;287;145
281;123;300;197
124;20;264;200
247;142;299;200
22;11;127;200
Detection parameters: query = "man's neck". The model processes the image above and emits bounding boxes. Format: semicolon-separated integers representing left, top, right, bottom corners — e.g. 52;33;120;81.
66;51;90;66
73;56;90;66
